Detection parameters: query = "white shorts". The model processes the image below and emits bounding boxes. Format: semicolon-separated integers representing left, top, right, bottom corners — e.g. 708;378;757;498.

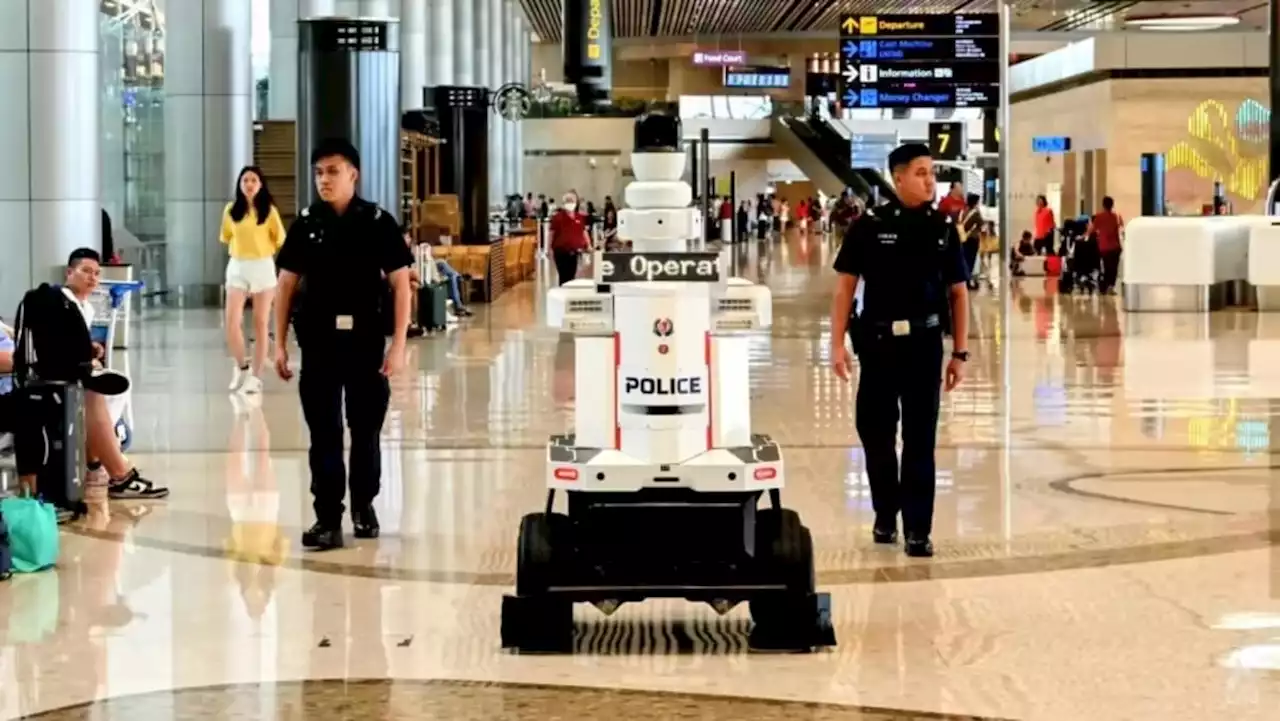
225;257;277;294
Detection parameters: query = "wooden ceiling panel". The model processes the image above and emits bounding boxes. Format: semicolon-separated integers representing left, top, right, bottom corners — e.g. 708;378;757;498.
518;0;1258;43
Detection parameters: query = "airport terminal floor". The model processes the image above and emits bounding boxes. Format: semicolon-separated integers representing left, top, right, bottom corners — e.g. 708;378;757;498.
2;232;1278;720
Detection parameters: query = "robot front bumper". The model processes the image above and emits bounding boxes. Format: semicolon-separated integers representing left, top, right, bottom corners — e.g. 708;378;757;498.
546;433;784;492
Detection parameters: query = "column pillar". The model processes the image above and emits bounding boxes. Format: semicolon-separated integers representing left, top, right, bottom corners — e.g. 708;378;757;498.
429;0;454;88
475;0;493;203
503;4;518;199
0;0;100;312
270;1;336;120
454;0;474;85
268;0;298;119
361;0;393;17
165;0;254;305
488;0;506;200
401;0;427;109
516;24;528;197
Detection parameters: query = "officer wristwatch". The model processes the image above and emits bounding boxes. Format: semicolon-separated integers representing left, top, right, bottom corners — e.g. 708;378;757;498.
951;350;970;362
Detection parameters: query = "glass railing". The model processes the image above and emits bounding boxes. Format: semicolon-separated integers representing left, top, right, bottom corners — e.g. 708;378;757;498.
524;95;678;118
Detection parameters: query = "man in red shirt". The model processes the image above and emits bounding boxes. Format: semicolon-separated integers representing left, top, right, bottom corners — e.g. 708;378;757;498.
550;192;589;285
1086;196;1124;293
936;182;965;222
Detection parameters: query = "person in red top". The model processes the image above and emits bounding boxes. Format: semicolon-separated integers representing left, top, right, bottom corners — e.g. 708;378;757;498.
550;192;589;285
1033;195;1056;254
936;182;965;221
1086;195;1124;293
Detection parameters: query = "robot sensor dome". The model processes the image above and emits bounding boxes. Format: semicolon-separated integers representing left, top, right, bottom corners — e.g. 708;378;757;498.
634;113;682;153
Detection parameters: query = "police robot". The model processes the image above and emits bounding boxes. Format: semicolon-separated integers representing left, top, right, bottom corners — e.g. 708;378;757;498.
500;114;835;653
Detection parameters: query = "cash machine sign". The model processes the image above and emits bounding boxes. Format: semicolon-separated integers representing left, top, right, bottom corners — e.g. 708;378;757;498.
599;252;722;283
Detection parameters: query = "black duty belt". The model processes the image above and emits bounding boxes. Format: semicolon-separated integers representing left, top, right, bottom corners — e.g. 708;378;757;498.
865;314;940;337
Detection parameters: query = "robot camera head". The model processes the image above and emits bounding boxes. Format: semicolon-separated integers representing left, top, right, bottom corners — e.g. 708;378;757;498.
631;113;686;184
633;113;682;153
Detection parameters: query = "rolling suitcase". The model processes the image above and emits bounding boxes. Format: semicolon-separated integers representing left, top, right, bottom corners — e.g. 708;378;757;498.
417;282;448;332
19;381;86;514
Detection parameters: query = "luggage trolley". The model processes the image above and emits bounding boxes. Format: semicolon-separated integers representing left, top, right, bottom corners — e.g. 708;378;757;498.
88;280;143;451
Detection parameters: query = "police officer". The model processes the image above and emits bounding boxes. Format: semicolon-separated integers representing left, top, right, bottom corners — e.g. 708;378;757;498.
829;143;970;558
274;138;414;550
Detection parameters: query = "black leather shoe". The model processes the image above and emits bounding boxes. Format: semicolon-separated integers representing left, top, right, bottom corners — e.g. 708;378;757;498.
904;534;934;558
302;522;344;550
872;515;898;545
352;506;380;539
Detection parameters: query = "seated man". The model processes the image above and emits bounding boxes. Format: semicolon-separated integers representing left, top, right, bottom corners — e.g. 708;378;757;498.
435;258;473;318
401;228;472;318
59;248;168;500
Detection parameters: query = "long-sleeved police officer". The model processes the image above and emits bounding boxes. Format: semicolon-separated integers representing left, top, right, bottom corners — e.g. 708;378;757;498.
829;143;971;558
274;138;414;551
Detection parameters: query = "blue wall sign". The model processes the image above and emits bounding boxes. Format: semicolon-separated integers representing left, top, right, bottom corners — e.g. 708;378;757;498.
1032;136;1071;153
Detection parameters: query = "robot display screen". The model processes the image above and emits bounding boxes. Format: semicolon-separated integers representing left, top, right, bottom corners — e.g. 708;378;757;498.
599;251;722;283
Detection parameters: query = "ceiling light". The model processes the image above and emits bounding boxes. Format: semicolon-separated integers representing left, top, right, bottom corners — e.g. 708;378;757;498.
1124;15;1241;31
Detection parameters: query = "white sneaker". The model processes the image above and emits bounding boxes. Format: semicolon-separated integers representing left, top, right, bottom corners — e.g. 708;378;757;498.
229;365;248;391
240;374;263;395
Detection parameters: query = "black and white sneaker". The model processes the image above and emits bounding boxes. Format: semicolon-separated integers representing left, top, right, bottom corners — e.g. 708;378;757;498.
84;369;131;396
108;469;170;500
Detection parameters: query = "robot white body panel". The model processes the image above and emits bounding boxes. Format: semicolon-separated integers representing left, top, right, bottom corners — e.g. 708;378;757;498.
545;265;782;493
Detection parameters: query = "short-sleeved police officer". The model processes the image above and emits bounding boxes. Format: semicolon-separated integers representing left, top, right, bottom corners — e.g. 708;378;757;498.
274;138;414;551
829;143;971;558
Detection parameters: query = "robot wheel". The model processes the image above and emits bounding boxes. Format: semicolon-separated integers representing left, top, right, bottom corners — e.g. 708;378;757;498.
500;509;836;653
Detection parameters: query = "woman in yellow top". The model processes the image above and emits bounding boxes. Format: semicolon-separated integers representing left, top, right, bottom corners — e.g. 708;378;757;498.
221;166;285;394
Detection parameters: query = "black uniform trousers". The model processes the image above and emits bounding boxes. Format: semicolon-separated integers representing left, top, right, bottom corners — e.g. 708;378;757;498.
853;325;944;536
553;250;579;286
297;328;390;526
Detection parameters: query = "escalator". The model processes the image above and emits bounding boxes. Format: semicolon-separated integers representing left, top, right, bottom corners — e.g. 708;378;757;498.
770;115;897;206
809;117;898;205
769;116;865;201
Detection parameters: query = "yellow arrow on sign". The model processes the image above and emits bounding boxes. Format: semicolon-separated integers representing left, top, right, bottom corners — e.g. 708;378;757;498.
841;16;857;33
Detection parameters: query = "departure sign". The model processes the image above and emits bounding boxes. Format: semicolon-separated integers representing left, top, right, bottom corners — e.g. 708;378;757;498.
838;12;1000;110
839;14;998;37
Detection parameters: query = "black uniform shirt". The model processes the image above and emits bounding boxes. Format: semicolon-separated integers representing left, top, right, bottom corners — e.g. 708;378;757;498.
833;200;968;322
277;196;412;342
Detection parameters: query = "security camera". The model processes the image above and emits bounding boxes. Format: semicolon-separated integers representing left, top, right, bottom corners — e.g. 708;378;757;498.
618;113;701;253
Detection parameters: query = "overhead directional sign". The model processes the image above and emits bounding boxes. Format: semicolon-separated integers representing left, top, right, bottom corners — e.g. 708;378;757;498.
841;84;998;110
843;60;998;84
841;37;998;62
839;13;998;38
837;13;1000;111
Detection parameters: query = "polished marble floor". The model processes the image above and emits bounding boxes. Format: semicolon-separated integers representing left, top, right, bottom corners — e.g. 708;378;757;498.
1;232;1278;720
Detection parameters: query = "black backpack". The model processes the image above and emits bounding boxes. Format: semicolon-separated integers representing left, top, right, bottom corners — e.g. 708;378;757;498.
13;284;94;386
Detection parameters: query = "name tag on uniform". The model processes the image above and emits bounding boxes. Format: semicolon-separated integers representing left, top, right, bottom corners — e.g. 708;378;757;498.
335;315;354;330
891;320;910;336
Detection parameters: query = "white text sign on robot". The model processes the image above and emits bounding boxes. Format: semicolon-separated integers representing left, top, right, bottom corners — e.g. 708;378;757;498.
599;252;722;283
624;376;703;396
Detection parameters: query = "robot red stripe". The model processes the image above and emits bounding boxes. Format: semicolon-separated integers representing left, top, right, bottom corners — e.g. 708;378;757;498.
705;331;712;450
